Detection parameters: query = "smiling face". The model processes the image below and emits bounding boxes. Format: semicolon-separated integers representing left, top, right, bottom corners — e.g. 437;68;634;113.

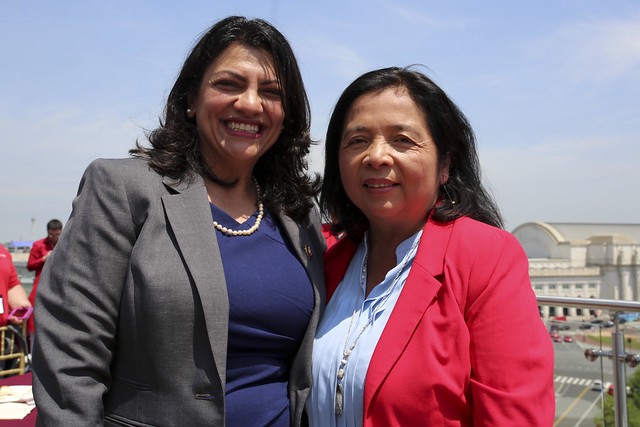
188;43;284;178
339;87;450;235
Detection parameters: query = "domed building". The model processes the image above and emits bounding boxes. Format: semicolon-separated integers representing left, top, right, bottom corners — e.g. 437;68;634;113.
512;222;640;320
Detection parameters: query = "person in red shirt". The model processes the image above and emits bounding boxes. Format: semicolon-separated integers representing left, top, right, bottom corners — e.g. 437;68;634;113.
0;243;32;327
27;219;62;332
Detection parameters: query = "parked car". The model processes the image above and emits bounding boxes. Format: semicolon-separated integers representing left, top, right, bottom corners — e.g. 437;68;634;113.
579;323;593;330
553;336;562;343
550;331;560;339
563;336;573;343
557;323;571;331
607;383;631;396
550;321;571;331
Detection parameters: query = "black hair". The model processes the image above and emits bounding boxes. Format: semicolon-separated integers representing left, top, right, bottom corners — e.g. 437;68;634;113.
321;66;503;240
46;219;63;231
130;16;318;220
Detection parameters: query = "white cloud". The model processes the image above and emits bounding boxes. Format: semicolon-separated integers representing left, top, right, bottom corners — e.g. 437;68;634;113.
376;0;471;29
527;12;640;84
302;37;368;79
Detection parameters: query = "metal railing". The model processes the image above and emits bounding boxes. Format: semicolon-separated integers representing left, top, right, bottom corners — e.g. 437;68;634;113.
537;296;640;427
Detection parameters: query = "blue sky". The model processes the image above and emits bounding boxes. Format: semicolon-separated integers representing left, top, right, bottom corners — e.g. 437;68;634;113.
1;0;639;243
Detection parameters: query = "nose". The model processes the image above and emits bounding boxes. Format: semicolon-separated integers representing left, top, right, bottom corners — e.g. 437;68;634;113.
234;88;263;115
365;140;393;168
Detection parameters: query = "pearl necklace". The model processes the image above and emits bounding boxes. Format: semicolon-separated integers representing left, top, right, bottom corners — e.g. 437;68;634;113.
212;177;264;237
334;232;422;416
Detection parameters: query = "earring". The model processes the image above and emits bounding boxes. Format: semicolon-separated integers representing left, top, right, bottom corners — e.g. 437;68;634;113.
186;108;193;115
443;184;456;205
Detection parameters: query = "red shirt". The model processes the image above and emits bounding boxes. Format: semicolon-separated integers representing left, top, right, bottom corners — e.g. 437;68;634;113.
27;237;54;304
0;244;21;325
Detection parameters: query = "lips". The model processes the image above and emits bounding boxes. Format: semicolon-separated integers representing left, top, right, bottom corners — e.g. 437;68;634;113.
363;179;398;191
365;182;395;189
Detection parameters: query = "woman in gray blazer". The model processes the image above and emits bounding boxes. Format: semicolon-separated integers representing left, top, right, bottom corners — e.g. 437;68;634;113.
32;16;325;426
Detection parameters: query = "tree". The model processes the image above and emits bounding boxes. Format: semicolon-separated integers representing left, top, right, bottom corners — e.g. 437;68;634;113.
629;367;640;410
595;368;640;427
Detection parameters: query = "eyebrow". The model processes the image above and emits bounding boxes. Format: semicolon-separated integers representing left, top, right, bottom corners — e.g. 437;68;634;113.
343;125;368;135
213;70;280;86
343;123;417;136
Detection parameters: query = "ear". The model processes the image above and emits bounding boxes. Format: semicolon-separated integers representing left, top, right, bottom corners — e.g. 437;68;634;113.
438;155;451;185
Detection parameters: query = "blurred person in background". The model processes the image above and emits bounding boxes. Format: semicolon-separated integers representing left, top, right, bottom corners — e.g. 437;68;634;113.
0;243;32;327
26;218;62;334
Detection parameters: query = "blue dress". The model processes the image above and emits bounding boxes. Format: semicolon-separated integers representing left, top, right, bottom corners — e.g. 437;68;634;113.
210;203;314;426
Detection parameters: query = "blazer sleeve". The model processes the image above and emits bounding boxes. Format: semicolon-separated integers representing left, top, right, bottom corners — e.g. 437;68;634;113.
32;159;138;426
463;229;555;426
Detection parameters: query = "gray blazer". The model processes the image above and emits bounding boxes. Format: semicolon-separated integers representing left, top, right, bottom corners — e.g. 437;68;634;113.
32;157;326;426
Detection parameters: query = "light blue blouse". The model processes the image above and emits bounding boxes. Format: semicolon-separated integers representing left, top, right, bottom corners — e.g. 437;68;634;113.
307;230;422;427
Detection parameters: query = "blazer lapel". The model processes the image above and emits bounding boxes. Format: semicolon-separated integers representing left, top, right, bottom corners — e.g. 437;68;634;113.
364;219;453;410
275;210;326;406
161;175;230;385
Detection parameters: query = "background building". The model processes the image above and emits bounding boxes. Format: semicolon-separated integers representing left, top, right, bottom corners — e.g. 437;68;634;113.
512;222;640;320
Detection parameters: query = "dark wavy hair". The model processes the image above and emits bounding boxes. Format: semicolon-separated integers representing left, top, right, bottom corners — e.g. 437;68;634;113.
321;66;503;241
46;219;63;231
130;16;317;221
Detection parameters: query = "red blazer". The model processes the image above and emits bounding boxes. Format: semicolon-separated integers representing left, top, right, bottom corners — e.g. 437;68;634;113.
324;217;555;426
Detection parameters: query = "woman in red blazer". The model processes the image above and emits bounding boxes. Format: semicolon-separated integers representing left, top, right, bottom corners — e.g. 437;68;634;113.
307;67;555;426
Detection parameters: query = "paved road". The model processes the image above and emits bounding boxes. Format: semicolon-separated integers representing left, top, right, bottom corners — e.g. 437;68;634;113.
552;331;634;426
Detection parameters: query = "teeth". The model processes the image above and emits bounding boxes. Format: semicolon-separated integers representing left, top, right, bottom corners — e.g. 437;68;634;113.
367;183;393;188
227;121;259;133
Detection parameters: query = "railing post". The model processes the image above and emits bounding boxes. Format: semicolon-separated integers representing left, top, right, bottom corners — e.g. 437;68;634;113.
612;317;627;427
535;296;640;426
